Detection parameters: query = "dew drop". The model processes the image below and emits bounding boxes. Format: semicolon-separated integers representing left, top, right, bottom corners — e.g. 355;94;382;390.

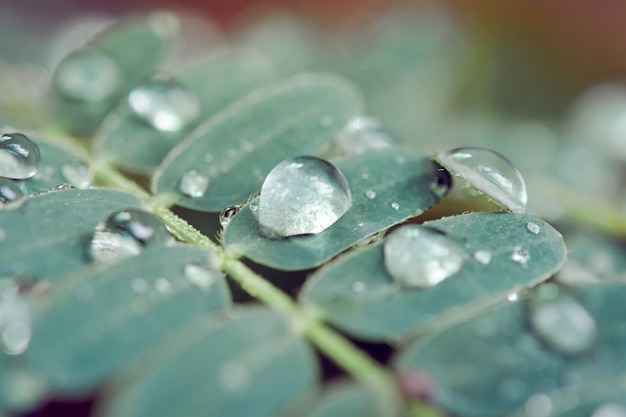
0;291;31;355
334;115;395;155
154;278;172;294
219;205;241;228
512;245;530;265
0;178;23;203
364;189;376;199
128;79;200;132
184;263;220;288
507;292;519;302
437;147;527;213
54;47;121;103
391;202;400;210
179;170;209;198
351;281;366;293
353;230;385;248
258;156;352;238
60;159;92;189
88;230;142;264
383;224;468;288
2;321;31;355
473;249;492;265
529;292;597;355
526;221;541;234
50;183;76;192
131;277;148;294
0;133;41;179
592;404;626;417
105;209;169;247
430;166;452;198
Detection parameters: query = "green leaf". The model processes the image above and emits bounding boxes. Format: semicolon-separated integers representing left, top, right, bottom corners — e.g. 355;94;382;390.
151;73;363;211
305;382;385;417
100;307;317;417
96;50;277;174
223;150;448;270
299;213;566;341
394;283;626;417
0;188;142;283
24;245;230;395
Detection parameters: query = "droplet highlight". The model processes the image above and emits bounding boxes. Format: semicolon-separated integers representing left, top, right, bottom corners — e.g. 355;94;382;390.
104;208;170;247
219;206;241;228
526;221;541;234
437;147;527;213
364;189;376;199
430;166;452;198
184;263;220;288
384;224;468;288
61;159;92;189
88;230;142;264
512;245;530;265
0;178;23;204
0;133;41;179
179;170;209;198
128;79;200;132
592;404;626;417
335;115;395;155
473;249;492;265
258;156;352;238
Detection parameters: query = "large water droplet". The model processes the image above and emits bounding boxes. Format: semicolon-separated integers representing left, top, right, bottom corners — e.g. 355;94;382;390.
219;206;241;228
179;170;209;198
128;79;200;132
529;290;597;355
335;115;396;155
437;147;527;213
384;224;467;288
258;156;352;238
0;133;41;179
104;209;170;247
0;178;23;204
592;404;626;417
88;230;142;264
54;47;121;103
184;263;220;288
61;159;92;189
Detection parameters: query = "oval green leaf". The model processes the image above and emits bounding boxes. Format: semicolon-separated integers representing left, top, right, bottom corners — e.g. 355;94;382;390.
97;50;277;174
152;73;363;211
394;282;626;417
100;307;317;417
299;212;566;341
222;150;448;270
24;245;230;396
0;188;141;283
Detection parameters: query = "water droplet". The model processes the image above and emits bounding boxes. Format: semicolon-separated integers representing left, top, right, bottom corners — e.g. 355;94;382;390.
512;245;530;265
50;183;76;192
219;206;241;228
473;249;492;265
154;278;172;294
529;292;597;355
88;230;142;264
384;224;468;288
430;166;452;198
526;221;541;234
0;133;41;179
592;404;626;417
2;321;31;355
0;291;31;355
319;116;332;127
258;156;352;238
179;170;209;198
391;202;400;210
131;277;148;294
335;115;395;155
0;178;23;203
128;79;200;132
54;47;121;103
437;147;527;213
507;292;519;302
184;263;220;288
352;281;366;293
364;189;376;199
353;230;385;248
105;209;169;247
61;159;92;189
524;394;552;417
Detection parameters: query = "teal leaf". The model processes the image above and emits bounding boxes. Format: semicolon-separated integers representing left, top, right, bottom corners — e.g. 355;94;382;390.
96;50;277;174
0;189;142;283
100;307;317;417
223;150;448;270
24;245;230;396
299;213;566;341
151;73;363;211
394;283;626;417
305;382;386;417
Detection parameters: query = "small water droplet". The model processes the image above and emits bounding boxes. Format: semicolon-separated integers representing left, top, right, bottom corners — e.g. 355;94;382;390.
526;221;541;234
105;209;169;247
391;202;400;210
384;224;468;288
437;147;527;213
529;292;597;355
473;249;492;265
219;205;241;228
592;404;626;417
395;156;405;164
88;230;142;264
50;183;76;191
0;178;23;203
512;245;530;265
364;189;376;199
258;156;352;238
217;361;250;392
353;230;385;248
131;277;148;294
507;292;519;302
154;278;172;294
0;133;41;179
524;393;552;417
319;116;332;127
430;166;452;198
128;78;200;132
184;263;220;288
61;159;92;189
54;47;121;103
351;281;366;293
179;170;209;198
335;115;395;155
